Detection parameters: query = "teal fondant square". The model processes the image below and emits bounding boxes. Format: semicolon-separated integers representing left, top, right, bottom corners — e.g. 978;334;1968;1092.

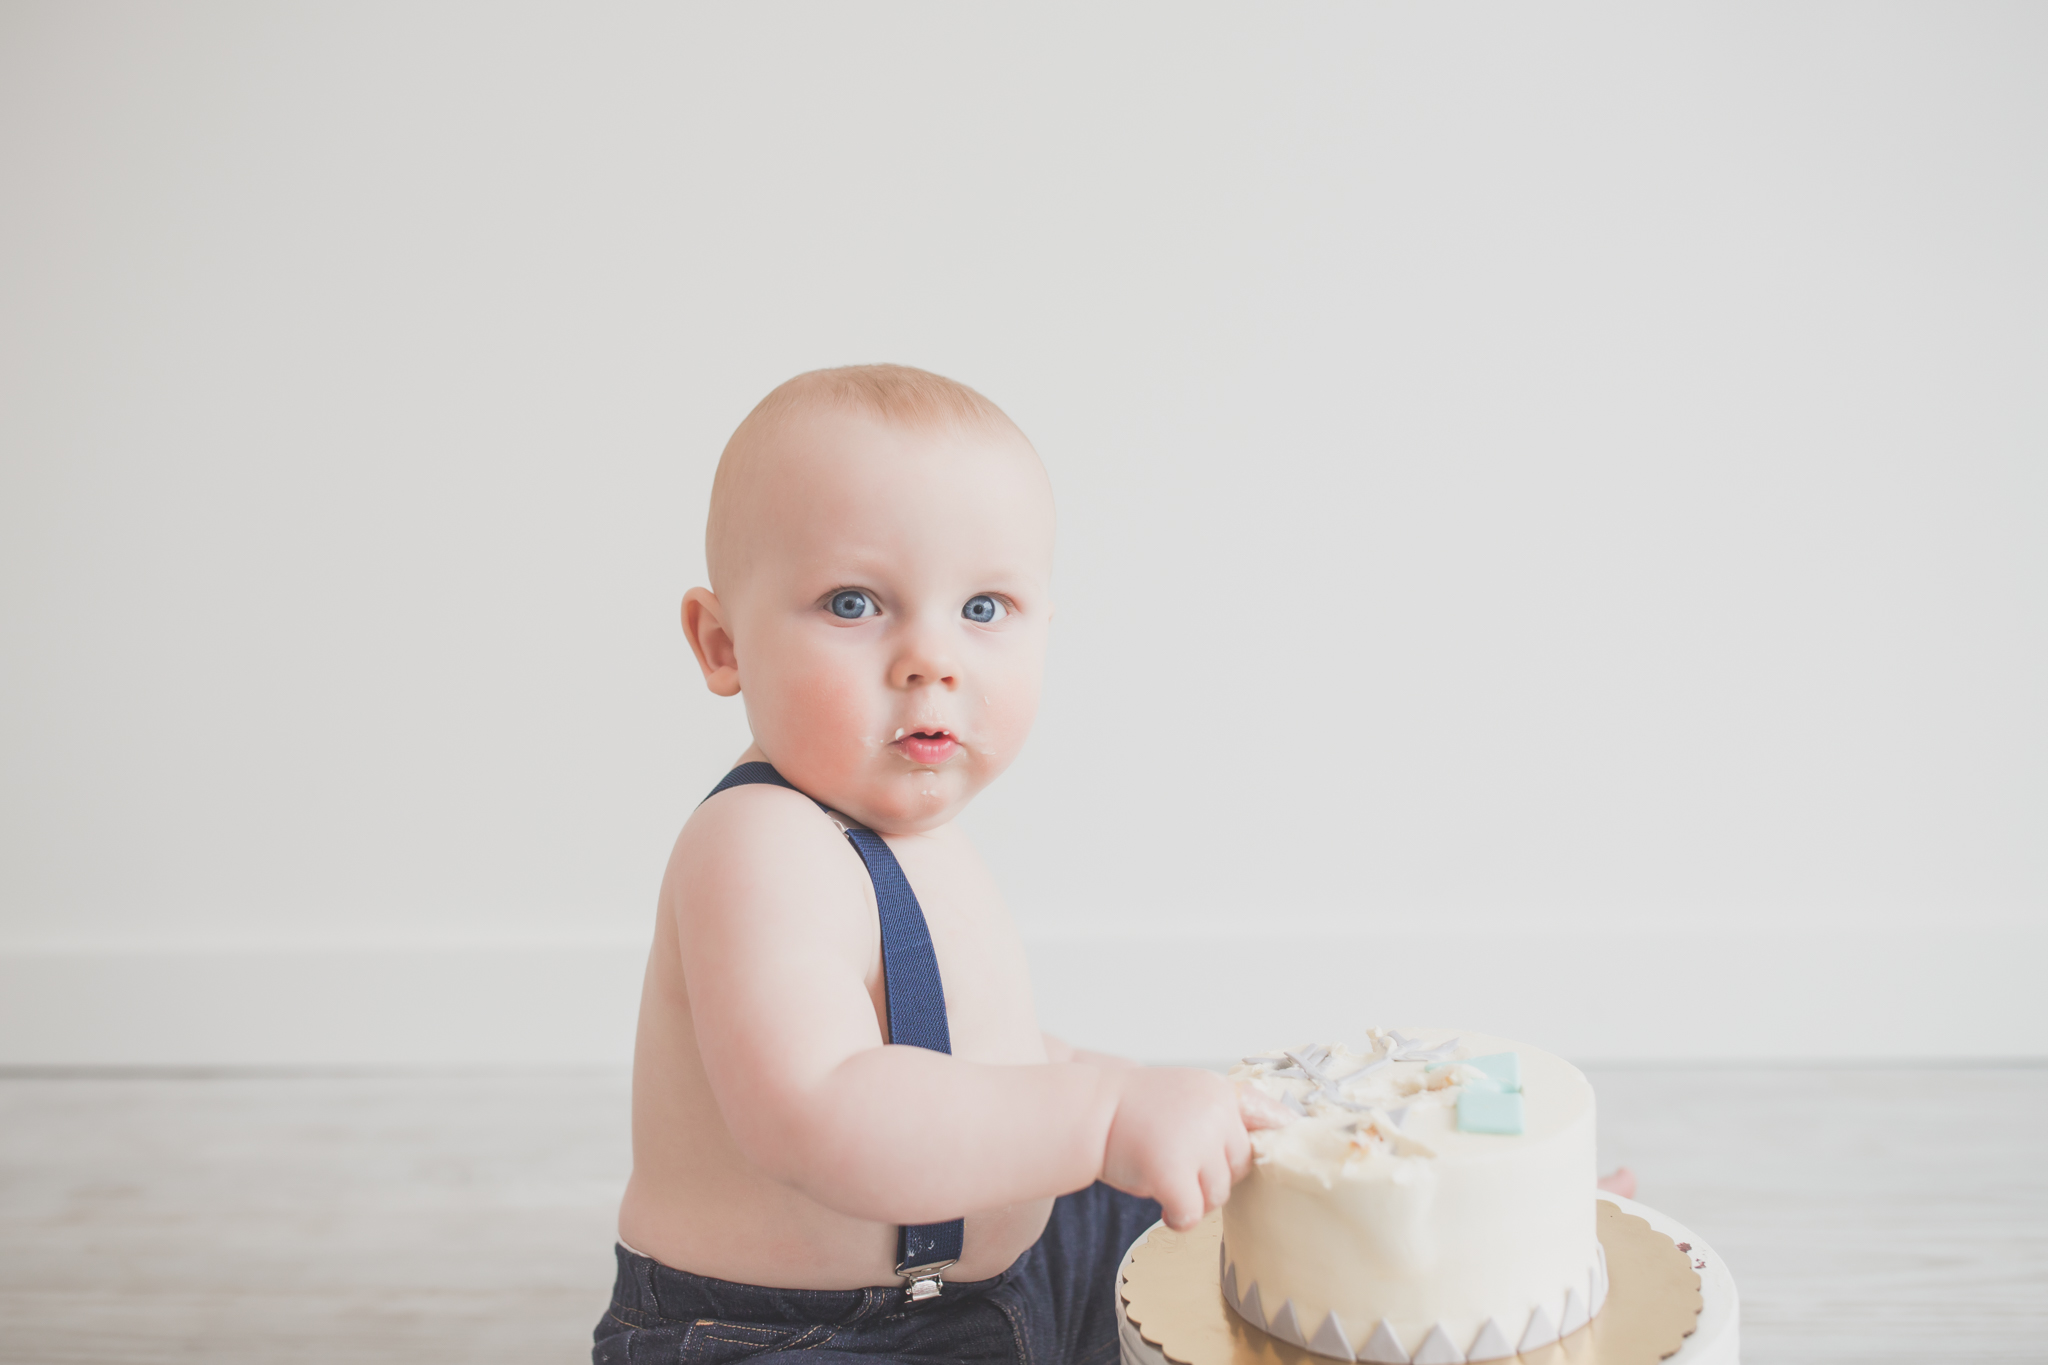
1457;1088;1525;1135
1467;1051;1522;1093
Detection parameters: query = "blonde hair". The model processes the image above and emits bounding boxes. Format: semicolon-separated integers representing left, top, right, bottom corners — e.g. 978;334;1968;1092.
706;364;1031;588
733;363;1016;437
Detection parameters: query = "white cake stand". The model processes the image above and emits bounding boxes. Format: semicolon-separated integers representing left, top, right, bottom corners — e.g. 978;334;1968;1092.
1115;1195;1739;1365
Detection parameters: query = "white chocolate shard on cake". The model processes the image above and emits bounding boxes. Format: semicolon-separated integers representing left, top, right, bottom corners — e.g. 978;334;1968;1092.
1222;1028;1601;1362
1309;1311;1355;1360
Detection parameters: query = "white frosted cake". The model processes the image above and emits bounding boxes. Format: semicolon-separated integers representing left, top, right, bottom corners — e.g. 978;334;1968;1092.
1223;1028;1606;1364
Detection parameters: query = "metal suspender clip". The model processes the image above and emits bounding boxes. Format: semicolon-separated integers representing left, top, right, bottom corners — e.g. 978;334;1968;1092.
896;1258;954;1302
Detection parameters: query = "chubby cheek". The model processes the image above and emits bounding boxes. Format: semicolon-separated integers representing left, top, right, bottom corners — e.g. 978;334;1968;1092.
968;653;1045;782
741;642;887;787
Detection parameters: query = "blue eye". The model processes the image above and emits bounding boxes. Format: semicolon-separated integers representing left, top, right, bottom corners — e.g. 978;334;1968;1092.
963;594;1006;624
829;590;876;619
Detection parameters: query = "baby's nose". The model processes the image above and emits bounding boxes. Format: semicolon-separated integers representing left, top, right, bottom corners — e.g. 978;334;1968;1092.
892;661;958;689
889;635;958;690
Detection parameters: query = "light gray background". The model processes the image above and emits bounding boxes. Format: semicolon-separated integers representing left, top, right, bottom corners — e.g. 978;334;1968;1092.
3;4;2043;1065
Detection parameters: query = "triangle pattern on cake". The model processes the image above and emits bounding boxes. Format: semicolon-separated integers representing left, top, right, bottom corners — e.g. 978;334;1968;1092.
1518;1304;1559;1353
1222;1261;1239;1313
1310;1311;1356;1362
1270;1299;1310;1349
1559;1285;1589;1337
1359;1320;1410;1364
1411;1323;1466;1364
1465;1318;1515;1361
1239;1281;1267;1332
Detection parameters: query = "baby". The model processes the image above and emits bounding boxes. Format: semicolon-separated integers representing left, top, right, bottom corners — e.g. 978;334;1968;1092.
596;365;1272;1364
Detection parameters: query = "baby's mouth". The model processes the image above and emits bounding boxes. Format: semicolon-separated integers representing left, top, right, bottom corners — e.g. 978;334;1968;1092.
892;729;959;766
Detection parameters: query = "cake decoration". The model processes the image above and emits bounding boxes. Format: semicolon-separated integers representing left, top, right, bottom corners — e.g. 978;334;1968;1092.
1559;1284;1589;1336
1241;1032;1487;1129
1455;1087;1525;1135
1220;1252;1622;1358
1359;1320;1409;1363
1238;1280;1266;1331
1515;1303;1558;1352
1336;1056;1391;1085
1410;1323;1465;1363
1283;1048;1328;1077
1366;1106;1437;1157
1309;1311;1356;1361
1269;1299;1310;1349
1220;1244;1612;1364
1464;1052;1522;1091
1465;1318;1514;1361
1380;1030;1462;1063
1122;1195;1714;1365
1281;1047;1411;1114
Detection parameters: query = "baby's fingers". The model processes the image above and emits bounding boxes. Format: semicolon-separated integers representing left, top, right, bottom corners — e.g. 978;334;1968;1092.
1225;1118;1252;1181
1197;1156;1233;1215
1156;1173;1205;1231
1235;1080;1293;1131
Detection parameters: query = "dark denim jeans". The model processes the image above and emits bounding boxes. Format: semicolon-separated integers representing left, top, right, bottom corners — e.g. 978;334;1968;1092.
593;1182;1162;1364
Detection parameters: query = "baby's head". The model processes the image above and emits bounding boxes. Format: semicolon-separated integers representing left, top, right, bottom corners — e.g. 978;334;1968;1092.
683;365;1055;834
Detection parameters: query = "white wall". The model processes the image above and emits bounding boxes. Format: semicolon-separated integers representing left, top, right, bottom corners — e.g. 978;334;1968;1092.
3;4;2043;1065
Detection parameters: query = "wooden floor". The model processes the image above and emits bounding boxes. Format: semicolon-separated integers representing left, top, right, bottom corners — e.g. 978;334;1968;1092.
0;1065;2041;1364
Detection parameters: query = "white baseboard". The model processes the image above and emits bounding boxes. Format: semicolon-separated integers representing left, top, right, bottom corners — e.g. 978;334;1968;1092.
1;927;2040;1068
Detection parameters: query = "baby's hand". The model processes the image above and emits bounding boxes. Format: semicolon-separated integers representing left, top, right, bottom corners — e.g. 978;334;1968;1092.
1102;1067;1252;1231
1234;1079;1296;1131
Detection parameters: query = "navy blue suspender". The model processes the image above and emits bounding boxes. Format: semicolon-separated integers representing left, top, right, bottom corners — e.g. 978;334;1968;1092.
702;762;964;1299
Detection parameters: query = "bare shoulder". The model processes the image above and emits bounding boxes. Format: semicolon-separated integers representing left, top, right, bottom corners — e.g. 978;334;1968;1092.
659;781;891;1109
662;782;874;958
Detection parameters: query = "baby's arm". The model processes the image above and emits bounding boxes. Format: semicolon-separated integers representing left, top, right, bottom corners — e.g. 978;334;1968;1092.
677;787;1247;1230
1042;1033;1137;1070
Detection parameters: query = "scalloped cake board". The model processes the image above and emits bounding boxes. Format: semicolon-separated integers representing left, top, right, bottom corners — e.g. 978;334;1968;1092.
1115;1195;1738;1365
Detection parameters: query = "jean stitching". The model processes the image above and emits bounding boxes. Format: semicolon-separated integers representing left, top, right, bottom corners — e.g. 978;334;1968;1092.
751;1324;821;1353
700;1326;802;1342
697;1323;783;1339
638;1256;665;1322
604;1309;647;1333
991;1290;1032;1365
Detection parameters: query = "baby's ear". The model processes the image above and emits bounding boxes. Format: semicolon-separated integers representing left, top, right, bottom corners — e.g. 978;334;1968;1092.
681;588;741;696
